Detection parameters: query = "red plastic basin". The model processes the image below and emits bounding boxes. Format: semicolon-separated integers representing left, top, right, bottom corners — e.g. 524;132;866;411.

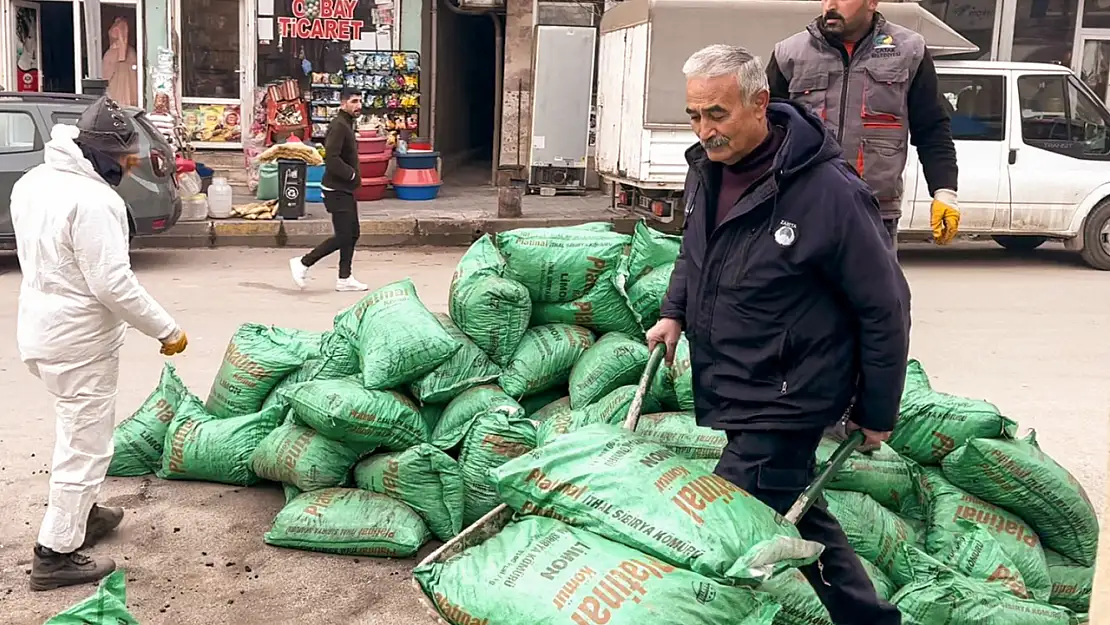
392;167;441;187
358;152;392;178
355;176;390;201
357;136;388;154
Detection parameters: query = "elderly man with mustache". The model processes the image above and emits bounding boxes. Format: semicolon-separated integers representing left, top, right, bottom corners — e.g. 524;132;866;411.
647;43;909;625
766;0;960;249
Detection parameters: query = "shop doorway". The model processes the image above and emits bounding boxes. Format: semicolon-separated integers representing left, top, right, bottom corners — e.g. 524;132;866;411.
434;0;498;185
38;1;75;93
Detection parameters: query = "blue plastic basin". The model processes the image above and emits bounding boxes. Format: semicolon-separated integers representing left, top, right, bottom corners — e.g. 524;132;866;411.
306;165;325;184
395;151;440;170
306;183;323;203
394;183;442;201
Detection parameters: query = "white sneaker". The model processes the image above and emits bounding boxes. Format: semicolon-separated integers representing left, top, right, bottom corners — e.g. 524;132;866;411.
336;277;369;292
289;257;309;289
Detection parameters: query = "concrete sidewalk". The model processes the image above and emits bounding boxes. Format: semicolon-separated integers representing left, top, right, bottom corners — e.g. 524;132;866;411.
144;186;643;248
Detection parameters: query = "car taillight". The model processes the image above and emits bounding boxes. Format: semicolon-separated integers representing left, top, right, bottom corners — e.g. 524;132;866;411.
150;151;169;178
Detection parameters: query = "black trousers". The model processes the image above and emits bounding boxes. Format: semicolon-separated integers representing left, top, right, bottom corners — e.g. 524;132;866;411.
882;218;899;251
302;190;359;279
714;428;902;625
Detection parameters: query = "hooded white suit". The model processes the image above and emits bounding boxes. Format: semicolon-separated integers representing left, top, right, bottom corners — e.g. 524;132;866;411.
11;124;178;553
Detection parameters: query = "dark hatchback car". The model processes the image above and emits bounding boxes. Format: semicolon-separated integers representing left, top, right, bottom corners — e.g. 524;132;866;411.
0;92;180;249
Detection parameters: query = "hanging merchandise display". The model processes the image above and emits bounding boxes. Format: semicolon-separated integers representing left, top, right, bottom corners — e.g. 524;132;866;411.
263;79;310;145
344;51;420;142
304;52;420;144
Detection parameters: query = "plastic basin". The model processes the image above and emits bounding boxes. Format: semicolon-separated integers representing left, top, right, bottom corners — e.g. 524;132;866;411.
357;136;389;154
355;176;390;202
306;183;323;203
392;168;441;186
395;151;439;170
306;164;325;184
358;152;392;178
394;183;441;201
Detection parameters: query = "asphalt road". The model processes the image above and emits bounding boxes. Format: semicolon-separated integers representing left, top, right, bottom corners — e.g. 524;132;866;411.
0;243;1106;624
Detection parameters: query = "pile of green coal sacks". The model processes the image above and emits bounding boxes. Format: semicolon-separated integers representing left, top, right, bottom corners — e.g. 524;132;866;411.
103;222;1095;625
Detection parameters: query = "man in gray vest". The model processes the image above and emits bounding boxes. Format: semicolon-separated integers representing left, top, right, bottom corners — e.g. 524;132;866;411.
766;0;960;247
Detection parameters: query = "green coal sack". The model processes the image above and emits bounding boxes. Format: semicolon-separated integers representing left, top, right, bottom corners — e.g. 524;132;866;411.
649;356;680;410
915;467;1051;601
459;410;537;526
530;271;642;337
673;336;694;410
491;424;822;584
449;276;532;367
421;402;445;432
283;378;428;451
264;487;429;557
627;221;682;282
499;324;596;398
634;411;725;459
890;360;1017;464
431;384;524;450
928;520;1034;599
354;444;464;541
760;558;895;625
313;330;362;379
45;570;138;625
816;438;919;518
529;395;572;424
626;263;674;330
568;333;649;409
157;400;283;486
205;323;311;418
1046;549;1093;613
520;387;568;418
355;278;463;390
413;515;781;625
451;233;507;286
891;548;1073;625
584;384;661;426
824;490;919;577
496;226;631;303
108;363;190;477
942;433;1098;566
249;423;362;491
411;313;501;404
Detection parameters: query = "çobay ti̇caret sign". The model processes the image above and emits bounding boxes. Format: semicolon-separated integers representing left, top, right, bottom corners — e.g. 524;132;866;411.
277;0;365;40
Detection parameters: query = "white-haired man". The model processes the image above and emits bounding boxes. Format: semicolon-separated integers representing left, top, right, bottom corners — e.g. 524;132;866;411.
646;44;909;624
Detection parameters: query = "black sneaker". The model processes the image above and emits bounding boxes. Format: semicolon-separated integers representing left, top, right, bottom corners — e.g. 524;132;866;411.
80;504;124;550
29;545;116;591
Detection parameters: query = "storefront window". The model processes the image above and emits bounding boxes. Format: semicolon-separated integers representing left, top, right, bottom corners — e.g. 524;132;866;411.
1012;0;1078;65
1080;39;1110;104
181;0;240;99
919;0;996;59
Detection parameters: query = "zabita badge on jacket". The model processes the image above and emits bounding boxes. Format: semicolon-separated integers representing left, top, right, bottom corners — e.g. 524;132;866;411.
774;220;798;247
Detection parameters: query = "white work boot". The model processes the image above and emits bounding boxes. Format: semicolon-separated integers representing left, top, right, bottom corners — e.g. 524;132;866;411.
336;276;369;292
289;257;309;289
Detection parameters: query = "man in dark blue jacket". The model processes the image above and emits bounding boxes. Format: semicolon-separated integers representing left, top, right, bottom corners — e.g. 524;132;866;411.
646;44;909;624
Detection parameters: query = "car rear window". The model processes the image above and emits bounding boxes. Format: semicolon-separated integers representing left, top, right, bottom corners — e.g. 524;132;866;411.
52;112;80;126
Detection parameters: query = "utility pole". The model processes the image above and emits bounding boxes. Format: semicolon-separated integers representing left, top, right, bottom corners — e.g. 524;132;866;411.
82;0;108;95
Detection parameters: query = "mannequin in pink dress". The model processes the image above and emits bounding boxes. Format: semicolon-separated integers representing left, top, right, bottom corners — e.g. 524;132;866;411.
103;17;138;107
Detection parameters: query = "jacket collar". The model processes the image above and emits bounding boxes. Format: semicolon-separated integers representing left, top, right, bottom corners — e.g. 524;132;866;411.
807;12;887;55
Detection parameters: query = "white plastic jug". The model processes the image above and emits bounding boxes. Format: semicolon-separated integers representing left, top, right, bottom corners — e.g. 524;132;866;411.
207;177;234;219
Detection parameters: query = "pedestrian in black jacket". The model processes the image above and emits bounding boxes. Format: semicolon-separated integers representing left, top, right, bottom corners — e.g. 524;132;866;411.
646;44;910;625
290;86;368;292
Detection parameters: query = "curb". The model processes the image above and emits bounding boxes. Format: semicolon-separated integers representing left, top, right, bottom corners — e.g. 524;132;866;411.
135;215;643;249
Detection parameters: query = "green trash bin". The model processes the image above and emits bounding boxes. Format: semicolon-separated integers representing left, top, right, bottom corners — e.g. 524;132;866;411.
257;162;279;201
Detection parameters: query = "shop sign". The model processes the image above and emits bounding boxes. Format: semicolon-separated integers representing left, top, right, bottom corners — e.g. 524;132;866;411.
277;0;365;41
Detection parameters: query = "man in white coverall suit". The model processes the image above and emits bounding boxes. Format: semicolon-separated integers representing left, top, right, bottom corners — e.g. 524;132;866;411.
10;96;189;591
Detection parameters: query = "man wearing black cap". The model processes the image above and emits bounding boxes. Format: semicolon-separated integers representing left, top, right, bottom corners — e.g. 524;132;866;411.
10;96;188;591
289;86;369;292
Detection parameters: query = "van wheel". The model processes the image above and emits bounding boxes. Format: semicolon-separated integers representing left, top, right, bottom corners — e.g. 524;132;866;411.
1080;200;1110;270
992;235;1046;252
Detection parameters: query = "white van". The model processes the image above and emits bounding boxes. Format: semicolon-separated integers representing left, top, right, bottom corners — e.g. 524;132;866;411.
904;61;1110;269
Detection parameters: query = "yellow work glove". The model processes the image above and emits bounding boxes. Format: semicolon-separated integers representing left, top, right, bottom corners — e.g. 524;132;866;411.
160;328;188;356
930;189;960;245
